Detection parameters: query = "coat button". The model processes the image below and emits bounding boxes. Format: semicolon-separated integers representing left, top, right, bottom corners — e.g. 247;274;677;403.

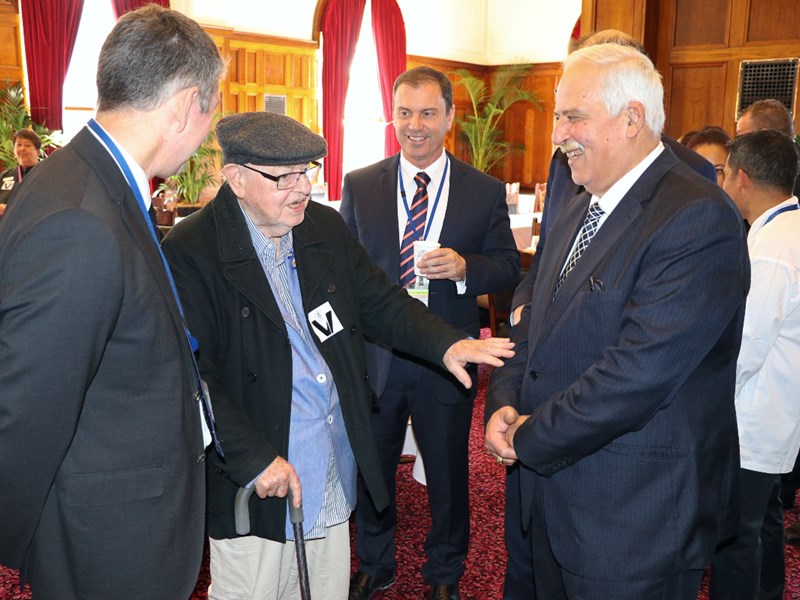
363;374;369;382
327;284;336;293
350;326;357;334
529;370;539;380
247;372;258;382
241;307;250;317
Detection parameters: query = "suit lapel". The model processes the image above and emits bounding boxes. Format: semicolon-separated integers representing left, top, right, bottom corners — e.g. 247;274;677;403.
437;152;465;248
531;146;680;347
212;187;287;332
72;129;188;339
526;191;589;349
375;156;401;281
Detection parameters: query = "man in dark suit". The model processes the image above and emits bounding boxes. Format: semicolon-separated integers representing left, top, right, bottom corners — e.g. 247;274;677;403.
341;66;519;600
0;7;225;599
500;30;718;600
486;43;749;599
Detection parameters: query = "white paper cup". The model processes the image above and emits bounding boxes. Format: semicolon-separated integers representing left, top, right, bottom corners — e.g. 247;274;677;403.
413;240;441;275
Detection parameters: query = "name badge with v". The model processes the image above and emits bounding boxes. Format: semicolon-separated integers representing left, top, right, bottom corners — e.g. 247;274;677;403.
308;301;343;342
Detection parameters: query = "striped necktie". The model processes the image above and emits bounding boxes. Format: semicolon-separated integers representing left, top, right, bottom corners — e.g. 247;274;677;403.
556;202;604;291
399;171;431;287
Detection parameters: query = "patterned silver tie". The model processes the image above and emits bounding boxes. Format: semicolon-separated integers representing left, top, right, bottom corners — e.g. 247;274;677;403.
556;202;605;291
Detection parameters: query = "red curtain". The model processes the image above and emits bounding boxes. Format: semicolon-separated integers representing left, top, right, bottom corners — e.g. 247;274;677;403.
111;0;170;19
321;0;367;201
371;0;406;158
20;0;85;132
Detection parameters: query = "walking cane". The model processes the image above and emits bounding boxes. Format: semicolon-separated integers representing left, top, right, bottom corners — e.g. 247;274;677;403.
234;486;312;600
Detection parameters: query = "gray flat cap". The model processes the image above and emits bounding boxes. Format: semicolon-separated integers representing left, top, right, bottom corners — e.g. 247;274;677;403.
216;112;327;166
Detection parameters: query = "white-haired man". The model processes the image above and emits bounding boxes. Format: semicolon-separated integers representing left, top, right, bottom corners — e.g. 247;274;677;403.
486;43;749;599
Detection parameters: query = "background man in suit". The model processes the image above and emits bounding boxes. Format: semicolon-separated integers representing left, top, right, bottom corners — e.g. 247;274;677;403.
0;7;225;599
485;43;749;599
340;66;519;600
161;111;514;600
500;29;718;600
710;130;800;600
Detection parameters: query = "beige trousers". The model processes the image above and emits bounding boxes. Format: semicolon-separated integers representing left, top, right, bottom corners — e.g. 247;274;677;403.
208;520;350;600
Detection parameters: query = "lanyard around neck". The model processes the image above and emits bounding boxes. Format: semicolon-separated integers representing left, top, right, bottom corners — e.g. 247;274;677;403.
87;118;223;456
398;157;449;241
763;201;800;226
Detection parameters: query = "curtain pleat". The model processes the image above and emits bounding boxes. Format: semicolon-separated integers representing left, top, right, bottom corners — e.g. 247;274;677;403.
321;0;367;201
20;0;85;132
371;0;406;158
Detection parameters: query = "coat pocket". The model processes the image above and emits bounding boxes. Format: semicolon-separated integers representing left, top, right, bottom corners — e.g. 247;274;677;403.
65;465;164;507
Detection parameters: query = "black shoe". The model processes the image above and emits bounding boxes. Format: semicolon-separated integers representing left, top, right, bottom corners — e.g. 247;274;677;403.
348;571;395;600
786;521;800;544
428;584;460;600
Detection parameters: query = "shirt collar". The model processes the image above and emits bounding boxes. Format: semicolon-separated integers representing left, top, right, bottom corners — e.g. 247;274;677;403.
239;200;294;267
399;149;447;181
748;196;800;236
592;142;664;215
86;121;152;210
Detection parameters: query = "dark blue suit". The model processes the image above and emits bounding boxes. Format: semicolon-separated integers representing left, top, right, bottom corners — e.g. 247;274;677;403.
488;146;748;598
501;136;717;599
341;151;519;585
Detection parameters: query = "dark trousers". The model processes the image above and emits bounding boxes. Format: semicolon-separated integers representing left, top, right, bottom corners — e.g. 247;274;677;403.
527;479;703;600
503;464;536;599
354;356;473;585
710;469;784;600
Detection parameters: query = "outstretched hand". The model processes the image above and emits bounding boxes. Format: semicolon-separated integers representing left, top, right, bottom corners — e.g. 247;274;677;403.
442;337;515;389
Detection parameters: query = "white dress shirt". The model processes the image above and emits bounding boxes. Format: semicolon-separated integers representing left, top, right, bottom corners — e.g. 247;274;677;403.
736;196;800;474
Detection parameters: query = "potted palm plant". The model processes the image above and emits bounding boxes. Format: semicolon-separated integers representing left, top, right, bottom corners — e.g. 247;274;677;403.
157;131;220;217
451;65;541;173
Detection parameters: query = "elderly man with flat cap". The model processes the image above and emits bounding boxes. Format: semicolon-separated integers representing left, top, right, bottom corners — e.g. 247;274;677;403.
161;112;514;599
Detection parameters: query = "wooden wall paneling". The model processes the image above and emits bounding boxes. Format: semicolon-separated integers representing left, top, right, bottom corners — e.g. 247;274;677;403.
665;62;728;137
581;0;647;41
497;63;560;189
673;0;730;48
0;2;23;88
746;0;800;44
205;26;320;132
728;0;749;47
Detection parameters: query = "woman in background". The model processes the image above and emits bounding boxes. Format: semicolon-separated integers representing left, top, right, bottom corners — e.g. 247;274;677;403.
0;129;41;217
686;126;731;187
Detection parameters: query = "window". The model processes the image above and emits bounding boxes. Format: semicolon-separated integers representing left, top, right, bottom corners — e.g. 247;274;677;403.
61;0;115;140
341;1;386;175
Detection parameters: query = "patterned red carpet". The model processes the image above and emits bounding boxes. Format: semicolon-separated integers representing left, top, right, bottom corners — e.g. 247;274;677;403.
3;358;800;599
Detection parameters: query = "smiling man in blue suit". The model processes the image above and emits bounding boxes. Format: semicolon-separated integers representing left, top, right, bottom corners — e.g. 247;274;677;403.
486;43;749;599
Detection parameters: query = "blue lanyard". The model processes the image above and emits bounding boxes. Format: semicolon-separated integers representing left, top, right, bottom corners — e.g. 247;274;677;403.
86;119;223;456
763;201;799;226
398;157;448;241
86;119;198;350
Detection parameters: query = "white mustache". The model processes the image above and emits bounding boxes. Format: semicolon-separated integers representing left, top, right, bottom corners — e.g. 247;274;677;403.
559;141;585;154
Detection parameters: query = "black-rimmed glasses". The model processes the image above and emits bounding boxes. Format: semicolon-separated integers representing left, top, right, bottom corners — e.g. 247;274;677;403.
242;161;321;190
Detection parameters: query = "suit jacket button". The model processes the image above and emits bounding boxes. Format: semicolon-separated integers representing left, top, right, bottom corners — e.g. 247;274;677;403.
327;283;336;293
247;372;257;382
197;452;206;463
350;326;357;334
529;370;539;380
241;307;250;317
